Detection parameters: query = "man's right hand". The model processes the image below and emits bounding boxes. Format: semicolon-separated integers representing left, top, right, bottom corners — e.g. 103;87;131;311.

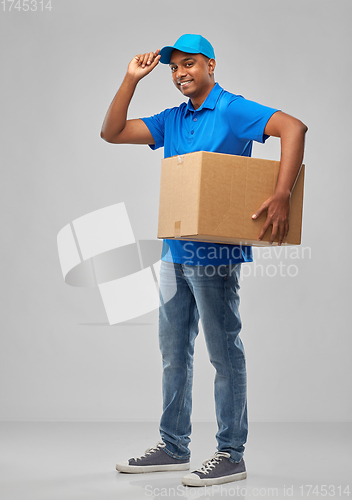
127;49;161;82
100;50;161;144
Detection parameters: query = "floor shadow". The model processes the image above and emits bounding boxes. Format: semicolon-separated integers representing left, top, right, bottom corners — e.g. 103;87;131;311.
78;322;155;326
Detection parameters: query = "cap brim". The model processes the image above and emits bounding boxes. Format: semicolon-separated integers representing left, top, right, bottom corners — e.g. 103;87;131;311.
159;45;199;64
159;46;176;64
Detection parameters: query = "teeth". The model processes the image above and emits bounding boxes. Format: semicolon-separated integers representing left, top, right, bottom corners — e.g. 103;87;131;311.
180;81;192;86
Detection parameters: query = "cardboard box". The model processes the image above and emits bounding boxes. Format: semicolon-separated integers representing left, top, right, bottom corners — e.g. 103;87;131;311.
157;151;305;246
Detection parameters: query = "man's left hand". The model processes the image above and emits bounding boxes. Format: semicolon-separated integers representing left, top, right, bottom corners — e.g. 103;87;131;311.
252;192;291;245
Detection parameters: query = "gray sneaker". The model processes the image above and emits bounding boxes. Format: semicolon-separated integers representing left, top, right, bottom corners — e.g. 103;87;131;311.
115;442;190;473
181;452;246;486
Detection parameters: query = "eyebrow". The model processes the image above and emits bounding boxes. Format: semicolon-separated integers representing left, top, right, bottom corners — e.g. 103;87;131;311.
169;57;197;66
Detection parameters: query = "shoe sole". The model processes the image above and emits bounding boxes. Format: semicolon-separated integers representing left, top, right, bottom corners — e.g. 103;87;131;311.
116;463;190;473
182;471;247;486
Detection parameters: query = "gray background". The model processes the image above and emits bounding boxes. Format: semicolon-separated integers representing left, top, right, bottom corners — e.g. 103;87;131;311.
1;0;351;424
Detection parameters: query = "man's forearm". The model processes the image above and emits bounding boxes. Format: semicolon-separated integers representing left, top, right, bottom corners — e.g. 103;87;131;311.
100;73;138;142
275;122;308;198
254;113;308;244
101;50;161;143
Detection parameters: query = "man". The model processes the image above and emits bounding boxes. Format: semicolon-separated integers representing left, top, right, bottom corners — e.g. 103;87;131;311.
101;34;307;487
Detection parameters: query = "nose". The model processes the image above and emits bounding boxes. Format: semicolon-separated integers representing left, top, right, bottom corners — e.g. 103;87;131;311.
175;66;187;80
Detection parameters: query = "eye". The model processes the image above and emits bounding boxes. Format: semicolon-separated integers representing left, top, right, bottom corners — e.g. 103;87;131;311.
186;62;194;67
170;66;177;73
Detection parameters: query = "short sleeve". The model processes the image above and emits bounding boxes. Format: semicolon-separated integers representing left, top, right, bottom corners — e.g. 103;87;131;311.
227;97;279;143
140;110;166;151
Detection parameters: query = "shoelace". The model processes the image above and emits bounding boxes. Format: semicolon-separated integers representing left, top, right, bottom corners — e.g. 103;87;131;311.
133;441;166;461
195;452;231;475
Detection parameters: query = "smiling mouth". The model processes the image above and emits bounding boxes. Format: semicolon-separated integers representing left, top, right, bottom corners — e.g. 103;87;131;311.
178;80;193;87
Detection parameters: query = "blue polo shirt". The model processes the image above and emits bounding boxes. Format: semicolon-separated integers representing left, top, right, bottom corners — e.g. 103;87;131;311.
141;83;278;266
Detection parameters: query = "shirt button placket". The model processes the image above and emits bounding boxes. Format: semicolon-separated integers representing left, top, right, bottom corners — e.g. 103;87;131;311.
190;113;197;138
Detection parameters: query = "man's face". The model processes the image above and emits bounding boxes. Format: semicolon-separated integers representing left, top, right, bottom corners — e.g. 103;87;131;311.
169;50;215;101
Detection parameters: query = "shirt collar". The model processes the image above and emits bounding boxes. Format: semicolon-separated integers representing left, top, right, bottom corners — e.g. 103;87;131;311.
185;82;223;114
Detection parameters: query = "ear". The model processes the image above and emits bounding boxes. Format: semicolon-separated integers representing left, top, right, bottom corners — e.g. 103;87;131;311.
208;58;216;76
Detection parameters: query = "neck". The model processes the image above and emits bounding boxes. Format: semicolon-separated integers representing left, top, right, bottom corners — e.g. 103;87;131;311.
190;81;216;110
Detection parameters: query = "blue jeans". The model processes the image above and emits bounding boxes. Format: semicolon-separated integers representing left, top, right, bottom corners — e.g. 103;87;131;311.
158;261;247;463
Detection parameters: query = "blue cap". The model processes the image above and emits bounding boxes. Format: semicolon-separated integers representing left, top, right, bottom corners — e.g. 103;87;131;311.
159;34;215;64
